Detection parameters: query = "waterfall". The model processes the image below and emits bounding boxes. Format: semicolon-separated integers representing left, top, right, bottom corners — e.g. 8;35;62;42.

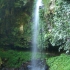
31;0;45;70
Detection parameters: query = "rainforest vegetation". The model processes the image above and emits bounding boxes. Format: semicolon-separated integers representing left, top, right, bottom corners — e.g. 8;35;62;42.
0;0;70;70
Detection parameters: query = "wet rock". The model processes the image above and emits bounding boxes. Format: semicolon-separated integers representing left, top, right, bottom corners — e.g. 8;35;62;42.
27;65;32;70
2;68;15;70
19;67;24;70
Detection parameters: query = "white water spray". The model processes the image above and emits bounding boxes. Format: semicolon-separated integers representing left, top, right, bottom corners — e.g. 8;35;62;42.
31;0;45;70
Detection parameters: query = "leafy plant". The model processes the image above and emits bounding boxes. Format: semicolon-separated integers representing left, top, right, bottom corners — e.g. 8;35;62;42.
47;54;70;70
44;0;70;52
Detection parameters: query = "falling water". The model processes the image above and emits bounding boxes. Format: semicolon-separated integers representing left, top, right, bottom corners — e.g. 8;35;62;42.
31;0;45;70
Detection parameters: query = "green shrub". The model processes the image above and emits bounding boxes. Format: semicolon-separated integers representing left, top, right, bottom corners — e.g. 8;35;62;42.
47;54;70;70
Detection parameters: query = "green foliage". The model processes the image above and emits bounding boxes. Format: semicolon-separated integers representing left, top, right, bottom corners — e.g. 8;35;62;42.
42;0;50;15
44;0;70;52
0;0;34;48
0;50;31;68
38;7;47;50
47;54;70;70
52;0;70;50
0;49;45;68
15;0;28;8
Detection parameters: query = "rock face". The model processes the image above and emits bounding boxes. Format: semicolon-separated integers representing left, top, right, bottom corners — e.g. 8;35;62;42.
1;60;49;70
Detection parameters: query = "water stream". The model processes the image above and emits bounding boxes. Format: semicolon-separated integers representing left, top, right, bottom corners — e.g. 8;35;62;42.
31;0;45;70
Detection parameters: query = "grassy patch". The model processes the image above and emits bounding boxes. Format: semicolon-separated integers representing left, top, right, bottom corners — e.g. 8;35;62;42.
0;49;45;68
47;54;70;70
0;50;32;68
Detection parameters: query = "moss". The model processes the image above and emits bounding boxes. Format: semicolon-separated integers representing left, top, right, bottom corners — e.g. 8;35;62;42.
47;54;70;70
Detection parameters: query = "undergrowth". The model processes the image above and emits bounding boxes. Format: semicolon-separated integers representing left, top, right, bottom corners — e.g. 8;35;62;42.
0;50;31;68
47;54;70;70
0;49;44;68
